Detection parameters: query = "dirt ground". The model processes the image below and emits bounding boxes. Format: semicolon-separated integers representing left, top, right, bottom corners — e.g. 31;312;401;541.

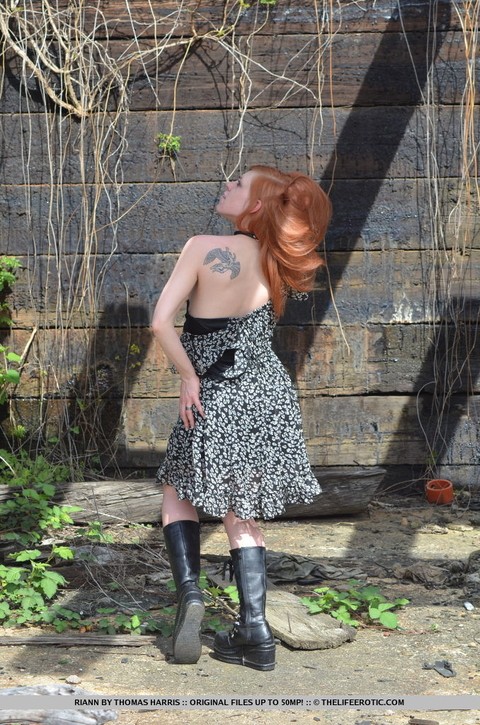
1;492;480;725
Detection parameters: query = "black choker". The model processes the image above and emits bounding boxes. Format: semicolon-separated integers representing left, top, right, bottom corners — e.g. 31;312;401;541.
234;230;257;240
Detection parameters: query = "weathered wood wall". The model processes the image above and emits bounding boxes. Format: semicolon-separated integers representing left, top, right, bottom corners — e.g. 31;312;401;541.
1;0;479;490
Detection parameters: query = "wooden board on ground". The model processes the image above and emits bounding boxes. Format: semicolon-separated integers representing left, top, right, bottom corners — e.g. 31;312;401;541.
265;583;356;651
0;634;157;647
205;568;355;651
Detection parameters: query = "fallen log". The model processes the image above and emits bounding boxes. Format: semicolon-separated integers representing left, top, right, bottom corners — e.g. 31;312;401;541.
0;466;385;524
60;466;385;523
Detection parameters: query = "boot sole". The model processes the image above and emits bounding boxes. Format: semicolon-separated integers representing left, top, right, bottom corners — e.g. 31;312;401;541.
213;643;276;671
173;599;205;664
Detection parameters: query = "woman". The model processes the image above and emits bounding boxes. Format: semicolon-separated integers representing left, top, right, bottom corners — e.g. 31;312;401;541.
151;165;332;671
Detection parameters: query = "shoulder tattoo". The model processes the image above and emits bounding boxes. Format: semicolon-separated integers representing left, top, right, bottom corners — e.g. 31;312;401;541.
203;247;241;280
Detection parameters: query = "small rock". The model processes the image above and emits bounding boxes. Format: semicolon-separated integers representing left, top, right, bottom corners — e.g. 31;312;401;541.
65;674;81;684
464;601;475;611
424;524;449;534
73;545;122;565
448;522;474;531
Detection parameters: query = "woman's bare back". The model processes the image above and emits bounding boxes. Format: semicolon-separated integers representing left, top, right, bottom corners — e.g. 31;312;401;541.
187;233;270;318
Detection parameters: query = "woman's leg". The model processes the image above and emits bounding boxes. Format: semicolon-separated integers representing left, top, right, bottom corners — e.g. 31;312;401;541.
161;484;203;664
222;511;265;549
162;483;199;526
213;512;275;671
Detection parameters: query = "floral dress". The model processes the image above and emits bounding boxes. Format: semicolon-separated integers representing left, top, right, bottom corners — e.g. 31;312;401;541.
155;300;321;520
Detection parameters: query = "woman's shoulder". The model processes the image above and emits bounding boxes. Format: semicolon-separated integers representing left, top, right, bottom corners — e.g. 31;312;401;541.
180;234;236;259
185;233;234;247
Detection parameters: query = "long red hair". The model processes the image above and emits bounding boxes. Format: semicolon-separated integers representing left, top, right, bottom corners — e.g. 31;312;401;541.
236;165;332;316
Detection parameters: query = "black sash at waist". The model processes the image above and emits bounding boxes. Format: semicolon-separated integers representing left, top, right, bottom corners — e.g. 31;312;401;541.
183;311;235;378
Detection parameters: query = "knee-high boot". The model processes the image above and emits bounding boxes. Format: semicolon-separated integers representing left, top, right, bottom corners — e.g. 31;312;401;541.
213;546;276;671
162;520;205;664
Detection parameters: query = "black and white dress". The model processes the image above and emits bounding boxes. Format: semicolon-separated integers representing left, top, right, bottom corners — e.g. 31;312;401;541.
155;300;321;520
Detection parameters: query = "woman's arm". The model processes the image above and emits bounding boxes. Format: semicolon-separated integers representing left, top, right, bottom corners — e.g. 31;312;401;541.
151;238;205;429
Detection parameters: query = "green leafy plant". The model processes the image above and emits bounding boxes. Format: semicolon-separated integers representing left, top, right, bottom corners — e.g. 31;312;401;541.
95;607;172;635
0;256;20;292
0;346;21;405
0;256;22;403
11;424;26;440
0;545;74;627
77;520;114;544
156;133;181;157
300;581;409;630
0;448;80;546
166;570;239;632
42;605;88;633
0;256;21;326
222;584;239;604
0;448;84;629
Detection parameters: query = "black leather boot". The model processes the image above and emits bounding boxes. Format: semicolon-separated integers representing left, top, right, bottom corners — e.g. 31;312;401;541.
213;546;276;671
163;520;205;664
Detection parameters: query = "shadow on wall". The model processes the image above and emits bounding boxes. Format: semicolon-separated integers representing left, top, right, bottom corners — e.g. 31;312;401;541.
282;0;454;486
396;297;480;486
55;303;152;477
292;0;452;326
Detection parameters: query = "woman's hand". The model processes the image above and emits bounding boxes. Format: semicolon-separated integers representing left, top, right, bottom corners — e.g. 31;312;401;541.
180;374;205;430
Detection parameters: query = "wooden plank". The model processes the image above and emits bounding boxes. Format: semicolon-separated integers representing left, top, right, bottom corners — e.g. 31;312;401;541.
6;326;176;399
1;462;477;526
3;178;477;258
4;394;466;469
8;320;480;399
275;320;480;396
9;249;480;328
115;394;480;468
1;29;472;114
0;634;157;647
265;585;356;650
8;392;475;469
0;106;471;184
53;0;461;38
0;182;231;256
106;29;478;110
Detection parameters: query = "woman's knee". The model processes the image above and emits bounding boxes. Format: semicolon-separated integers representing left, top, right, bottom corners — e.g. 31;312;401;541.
222;512;265;548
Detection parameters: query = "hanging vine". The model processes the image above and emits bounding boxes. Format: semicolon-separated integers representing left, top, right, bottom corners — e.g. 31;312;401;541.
420;0;480;481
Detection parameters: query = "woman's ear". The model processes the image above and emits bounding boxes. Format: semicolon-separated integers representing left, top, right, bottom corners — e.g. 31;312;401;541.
249;199;262;214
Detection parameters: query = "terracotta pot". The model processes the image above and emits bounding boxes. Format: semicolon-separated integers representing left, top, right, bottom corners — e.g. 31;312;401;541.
425;479;454;505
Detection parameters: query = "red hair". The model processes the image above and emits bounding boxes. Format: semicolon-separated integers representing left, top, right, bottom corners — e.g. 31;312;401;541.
236;165;332;317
